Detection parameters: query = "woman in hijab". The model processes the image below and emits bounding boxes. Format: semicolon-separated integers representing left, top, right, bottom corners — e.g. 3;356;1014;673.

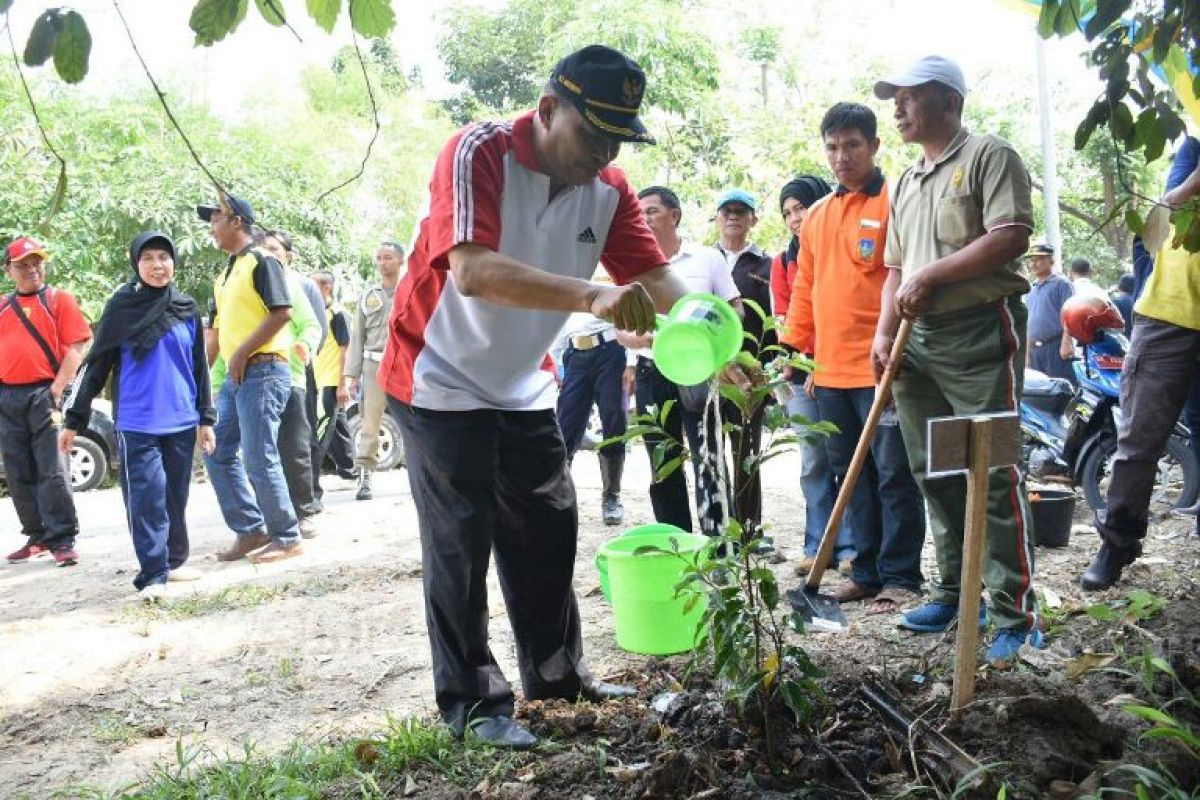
61;232;215;602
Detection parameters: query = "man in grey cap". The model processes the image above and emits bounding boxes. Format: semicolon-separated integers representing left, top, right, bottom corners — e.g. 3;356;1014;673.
1024;242;1076;383
870;55;1043;667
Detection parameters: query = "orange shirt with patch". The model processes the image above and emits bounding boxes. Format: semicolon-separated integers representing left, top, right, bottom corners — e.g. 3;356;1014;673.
780;179;889;389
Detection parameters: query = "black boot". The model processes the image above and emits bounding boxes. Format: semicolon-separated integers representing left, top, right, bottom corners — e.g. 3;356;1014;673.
599;450;624;527
1080;541;1141;591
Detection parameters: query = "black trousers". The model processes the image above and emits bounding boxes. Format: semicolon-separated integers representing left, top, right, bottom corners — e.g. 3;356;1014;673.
305;366;324;500
317;386;354;475
0;383;78;548
725;399;764;533
633;358;725;535
390;399;590;735
1099;315;1200;547
279;385;321;519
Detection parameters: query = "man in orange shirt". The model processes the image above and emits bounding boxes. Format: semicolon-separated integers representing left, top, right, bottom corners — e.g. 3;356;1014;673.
1;237;92;566
782;103;925;614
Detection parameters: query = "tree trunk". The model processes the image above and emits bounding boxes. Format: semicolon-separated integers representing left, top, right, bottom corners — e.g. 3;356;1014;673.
1100;162;1131;262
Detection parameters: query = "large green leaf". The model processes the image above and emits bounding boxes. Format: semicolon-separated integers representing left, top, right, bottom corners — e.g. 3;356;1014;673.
190;0;249;47
23;10;61;67
52;10;91;84
349;0;394;38
255;0;287;26
1037;0;1059;38
306;0;341;33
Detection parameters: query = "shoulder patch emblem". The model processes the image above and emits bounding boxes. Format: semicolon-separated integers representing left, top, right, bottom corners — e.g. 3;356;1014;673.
363;291;385;314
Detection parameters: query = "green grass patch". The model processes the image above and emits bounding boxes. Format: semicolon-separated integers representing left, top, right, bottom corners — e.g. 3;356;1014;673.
93;713;139;748
53;716;524;799
123;583;285;622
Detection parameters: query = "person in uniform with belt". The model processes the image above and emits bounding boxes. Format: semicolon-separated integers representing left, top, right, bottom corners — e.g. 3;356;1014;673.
554;283;631;526
344;241;403;500
873;56;1043;666
1024;242;1076;383
199;192;303;564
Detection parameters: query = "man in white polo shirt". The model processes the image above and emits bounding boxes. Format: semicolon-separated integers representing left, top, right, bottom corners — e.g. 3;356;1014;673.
619;185;742;536
378;46;695;749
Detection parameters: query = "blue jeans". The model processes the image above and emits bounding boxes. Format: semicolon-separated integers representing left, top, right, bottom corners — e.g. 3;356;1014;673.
205;360;299;544
815;386;925;592
118;428;195;589
786;387;854;561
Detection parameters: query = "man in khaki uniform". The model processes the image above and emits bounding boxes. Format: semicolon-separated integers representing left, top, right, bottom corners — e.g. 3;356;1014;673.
871;56;1042;667
344;241;403;500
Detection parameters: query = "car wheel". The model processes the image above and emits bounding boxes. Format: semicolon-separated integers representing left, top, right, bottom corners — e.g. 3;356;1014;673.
70;435;108;493
346;410;405;471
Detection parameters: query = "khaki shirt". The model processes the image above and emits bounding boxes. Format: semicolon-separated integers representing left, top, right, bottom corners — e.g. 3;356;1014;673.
885;128;1034;316
345;283;395;378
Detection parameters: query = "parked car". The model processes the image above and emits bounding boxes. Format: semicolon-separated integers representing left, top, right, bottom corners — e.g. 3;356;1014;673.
343;401;405;471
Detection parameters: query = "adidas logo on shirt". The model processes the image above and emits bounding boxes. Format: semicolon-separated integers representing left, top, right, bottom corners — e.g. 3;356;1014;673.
576;227;597;244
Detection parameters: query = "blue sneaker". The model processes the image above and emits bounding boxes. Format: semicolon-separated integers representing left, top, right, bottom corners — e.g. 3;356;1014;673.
987;627;1045;666
898;601;988;633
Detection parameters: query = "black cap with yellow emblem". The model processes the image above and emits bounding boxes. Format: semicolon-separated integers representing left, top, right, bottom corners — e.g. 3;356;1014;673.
550;45;655;145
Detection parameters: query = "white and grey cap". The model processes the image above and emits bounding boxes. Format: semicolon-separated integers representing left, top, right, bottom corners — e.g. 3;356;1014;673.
873;55;967;100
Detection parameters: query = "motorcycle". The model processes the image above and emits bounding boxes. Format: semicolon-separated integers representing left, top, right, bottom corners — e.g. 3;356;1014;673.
1020;329;1200;513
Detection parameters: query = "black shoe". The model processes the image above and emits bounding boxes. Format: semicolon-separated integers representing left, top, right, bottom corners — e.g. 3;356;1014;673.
355;468;373;501
579;680;636;702
1081;542;1140;591
601;495;623;526
466;716;538;749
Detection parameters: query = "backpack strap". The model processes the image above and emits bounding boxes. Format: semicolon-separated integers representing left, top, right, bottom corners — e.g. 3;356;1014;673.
7;289;62;374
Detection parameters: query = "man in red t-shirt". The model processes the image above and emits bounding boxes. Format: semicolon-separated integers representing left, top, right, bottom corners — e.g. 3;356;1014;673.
1;237;92;566
377;46;697;748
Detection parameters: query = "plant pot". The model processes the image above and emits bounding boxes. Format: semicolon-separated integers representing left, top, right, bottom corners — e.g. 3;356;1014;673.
1030;489;1075;548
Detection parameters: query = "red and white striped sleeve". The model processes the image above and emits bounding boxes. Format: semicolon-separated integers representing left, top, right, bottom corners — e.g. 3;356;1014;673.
598;169;666;285
425;122;512;271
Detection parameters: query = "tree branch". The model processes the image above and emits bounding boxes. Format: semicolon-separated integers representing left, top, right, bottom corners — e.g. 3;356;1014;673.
262;0;304;44
6;11;68;227
314;3;381;206
111;0;225;195
1030;175;1105;229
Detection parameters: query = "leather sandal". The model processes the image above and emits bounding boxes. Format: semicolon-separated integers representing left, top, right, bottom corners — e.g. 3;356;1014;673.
831;580;880;603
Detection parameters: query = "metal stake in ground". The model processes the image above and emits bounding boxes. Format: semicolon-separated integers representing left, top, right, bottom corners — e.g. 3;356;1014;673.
926;412;1020;713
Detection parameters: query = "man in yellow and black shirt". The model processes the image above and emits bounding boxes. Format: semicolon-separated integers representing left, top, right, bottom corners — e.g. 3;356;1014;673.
199;192;302;564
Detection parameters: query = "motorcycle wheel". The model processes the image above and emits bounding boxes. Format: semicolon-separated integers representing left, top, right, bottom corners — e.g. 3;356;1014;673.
1080;435;1200;513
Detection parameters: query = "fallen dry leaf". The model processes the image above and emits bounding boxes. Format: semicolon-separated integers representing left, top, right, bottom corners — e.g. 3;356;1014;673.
1065;652;1117;680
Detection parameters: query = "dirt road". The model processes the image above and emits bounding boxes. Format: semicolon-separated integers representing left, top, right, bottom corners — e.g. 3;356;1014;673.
1;450;1196;796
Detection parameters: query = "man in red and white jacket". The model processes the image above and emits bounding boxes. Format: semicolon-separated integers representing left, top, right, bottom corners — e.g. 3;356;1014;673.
378;45;693;748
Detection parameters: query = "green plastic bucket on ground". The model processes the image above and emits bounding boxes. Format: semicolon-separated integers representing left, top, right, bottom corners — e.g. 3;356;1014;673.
595;523;687;602
653;293;743;385
601;530;710;655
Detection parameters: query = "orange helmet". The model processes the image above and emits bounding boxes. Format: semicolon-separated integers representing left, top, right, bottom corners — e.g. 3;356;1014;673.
1061;295;1125;344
